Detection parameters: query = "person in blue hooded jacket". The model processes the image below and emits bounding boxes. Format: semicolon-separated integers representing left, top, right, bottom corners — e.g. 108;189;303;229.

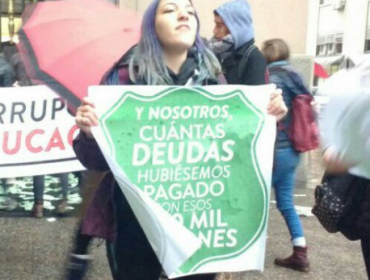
209;0;267;86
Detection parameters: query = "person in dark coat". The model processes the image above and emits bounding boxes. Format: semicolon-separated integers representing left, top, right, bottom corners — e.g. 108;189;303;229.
10;52;34;86
0;53;18;210
0;53;16;87
73;0;287;279
358;186;370;280
209;0;267;86
324;148;370;279
74;0;223;278
323;94;370;279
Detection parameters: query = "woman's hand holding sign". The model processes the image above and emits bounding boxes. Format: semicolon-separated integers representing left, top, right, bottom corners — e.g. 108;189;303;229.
75;97;99;139
268;89;287;122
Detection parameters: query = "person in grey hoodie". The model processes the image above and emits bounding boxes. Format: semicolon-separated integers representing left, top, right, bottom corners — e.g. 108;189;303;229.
209;0;267;85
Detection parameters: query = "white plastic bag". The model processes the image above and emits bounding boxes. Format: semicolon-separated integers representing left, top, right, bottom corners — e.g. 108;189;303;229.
320;68;370;179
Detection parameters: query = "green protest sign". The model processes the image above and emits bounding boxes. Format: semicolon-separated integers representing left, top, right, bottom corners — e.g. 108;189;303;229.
90;85;275;278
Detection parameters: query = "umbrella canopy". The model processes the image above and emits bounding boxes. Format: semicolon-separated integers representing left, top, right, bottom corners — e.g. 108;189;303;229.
314;62;329;79
18;0;141;109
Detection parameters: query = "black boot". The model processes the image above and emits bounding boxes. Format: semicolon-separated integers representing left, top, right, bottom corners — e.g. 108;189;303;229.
64;254;91;280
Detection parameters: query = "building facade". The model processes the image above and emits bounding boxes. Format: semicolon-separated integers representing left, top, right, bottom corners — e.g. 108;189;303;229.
307;0;370;78
120;0;309;54
1;0;309;55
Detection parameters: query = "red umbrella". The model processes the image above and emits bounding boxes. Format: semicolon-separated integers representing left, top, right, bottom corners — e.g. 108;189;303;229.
18;0;141;109
314;62;329;79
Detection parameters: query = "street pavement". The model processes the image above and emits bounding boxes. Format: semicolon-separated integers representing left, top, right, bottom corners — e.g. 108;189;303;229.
0;151;367;280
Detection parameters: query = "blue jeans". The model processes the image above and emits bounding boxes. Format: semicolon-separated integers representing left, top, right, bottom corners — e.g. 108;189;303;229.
272;146;304;240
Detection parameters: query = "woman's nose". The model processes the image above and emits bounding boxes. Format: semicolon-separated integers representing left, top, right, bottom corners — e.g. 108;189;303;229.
178;9;189;21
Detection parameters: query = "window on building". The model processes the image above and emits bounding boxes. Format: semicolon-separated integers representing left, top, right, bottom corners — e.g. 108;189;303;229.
320;0;325;4
334;33;343;54
325;34;335;55
317;33;343;56
365;40;370;52
313;76;319;87
1;0;32;15
365;28;370;52
335;43;343;54
327;43;335;54
328;63;340;75
316;35;326;56
319;45;327;56
316;46;321;56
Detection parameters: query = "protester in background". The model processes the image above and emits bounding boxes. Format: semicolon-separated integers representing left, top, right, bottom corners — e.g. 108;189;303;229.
31;175;45;218
0;53;19;210
323;147;370;279
321;82;370;279
8;52;71;218
10;52;34;86
31;173;70;218
209;0;267;85
0;52;16;87
74;0;287;279
262;38;310;272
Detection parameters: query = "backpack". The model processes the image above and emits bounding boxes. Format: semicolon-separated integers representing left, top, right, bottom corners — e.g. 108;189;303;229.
312;173;369;240
269;67;319;152
290;93;320;152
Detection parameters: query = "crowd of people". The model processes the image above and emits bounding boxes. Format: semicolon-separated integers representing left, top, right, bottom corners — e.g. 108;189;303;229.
1;0;369;280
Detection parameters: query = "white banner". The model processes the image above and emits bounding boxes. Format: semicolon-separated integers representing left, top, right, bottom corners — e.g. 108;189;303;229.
0;85;84;178
89;85;276;278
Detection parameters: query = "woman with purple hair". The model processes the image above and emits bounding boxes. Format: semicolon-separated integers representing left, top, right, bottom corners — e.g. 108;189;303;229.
73;0;287;279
